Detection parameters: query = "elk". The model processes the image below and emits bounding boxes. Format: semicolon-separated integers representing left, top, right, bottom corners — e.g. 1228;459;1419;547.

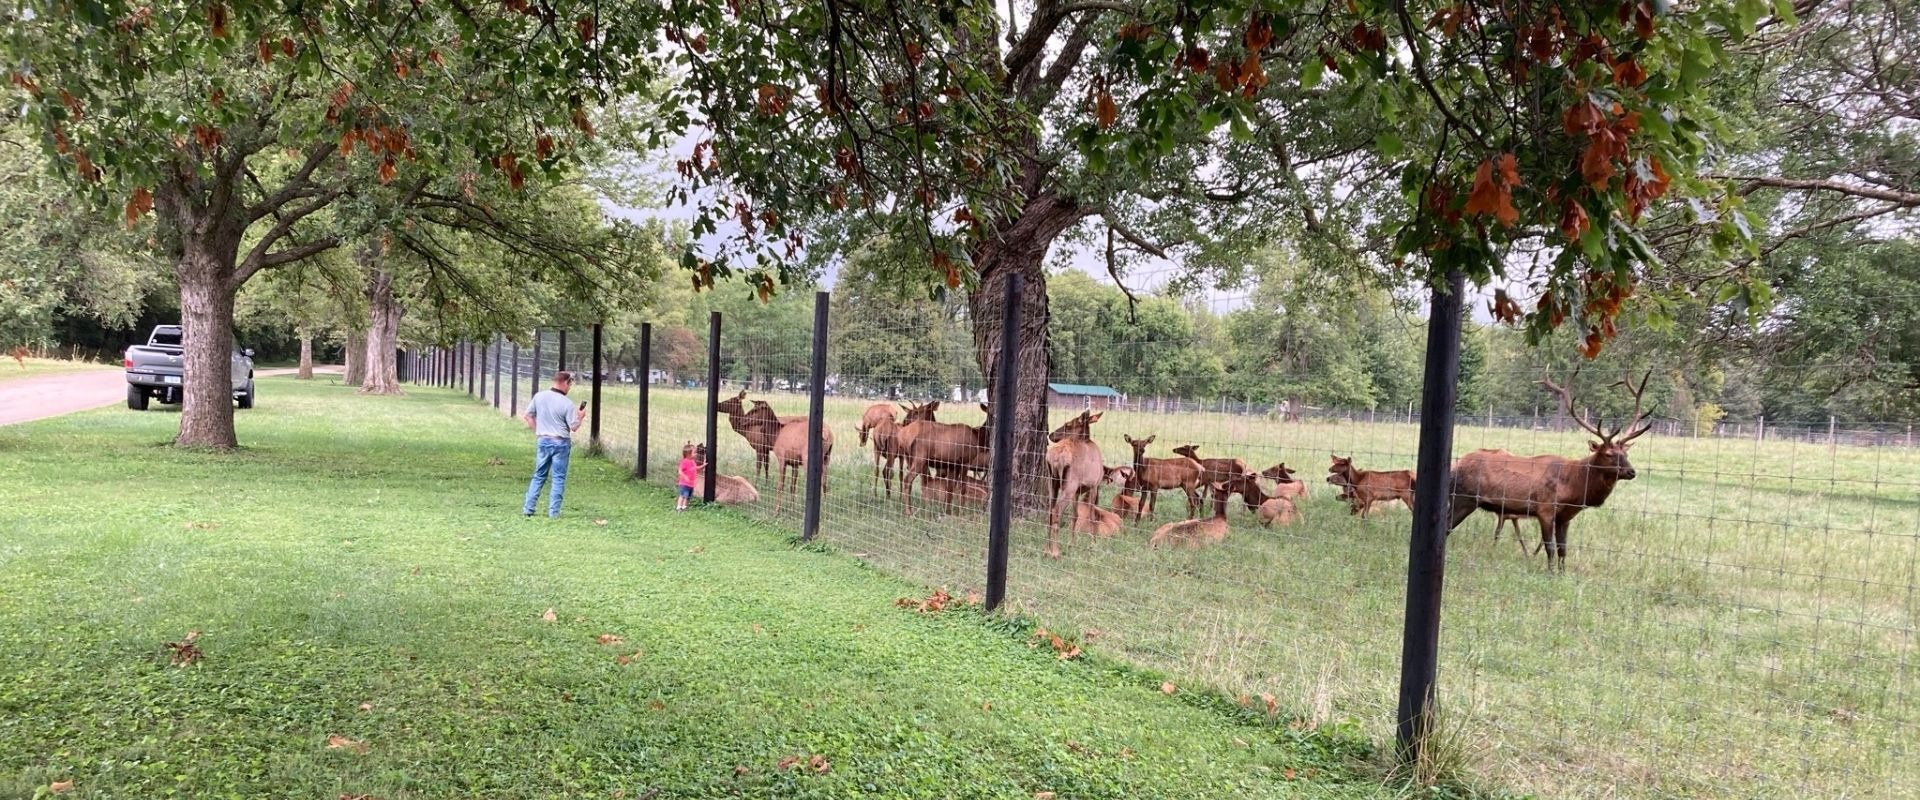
1171;444;1251;504
1447;370;1653;571
923;473;988;512
1121;434;1202;518
1045;410;1107;558
1106;464;1143;520
1229;470;1301;527
692;472;760;505
750;400;834;514
1072;497;1124;538
856;403;895;447
900;404;991;516
857;403;897;494
1326;455;1416;519
1149;481;1231;549
867;402;938;498
1259;463;1309;505
714;390;776;478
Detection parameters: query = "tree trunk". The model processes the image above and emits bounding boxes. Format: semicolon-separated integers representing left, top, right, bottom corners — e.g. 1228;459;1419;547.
344;332;366;386
361;267;404;394
969;193;1086;514
175;246;241;449
297;330;314;379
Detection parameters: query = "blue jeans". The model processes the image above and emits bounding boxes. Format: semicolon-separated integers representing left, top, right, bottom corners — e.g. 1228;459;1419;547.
523;438;572;517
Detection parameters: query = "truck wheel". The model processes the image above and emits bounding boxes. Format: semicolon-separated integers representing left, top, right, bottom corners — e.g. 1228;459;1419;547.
237;380;255;409
127;385;149;411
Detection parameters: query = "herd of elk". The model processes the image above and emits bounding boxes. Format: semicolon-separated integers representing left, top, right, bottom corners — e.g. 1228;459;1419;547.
1447;370;1653;571
859;401;938;498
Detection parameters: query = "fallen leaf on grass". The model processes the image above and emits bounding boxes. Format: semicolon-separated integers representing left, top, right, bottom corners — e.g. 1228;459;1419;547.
541;608;558;622
166;631;203;666
965;590;983;606
1233;737;1248;748
686;545;705;554
596;633;623;645
1083;628;1104;641
776;756;800;772
647;699;665;711
357;702;373;711
339;795;380;800
1160;682;1177;695
981;701;992;712
733;765;750;776
486;456;504;466
49;780;73;794
1260;692;1278;716
1031;629;1083;660
616;650;643;665
809;755;830;774
185;521;218;530
594;519;608;526
326;735;370;754
1283;768;1296;780
1034;793;1055;800
895;588;955;613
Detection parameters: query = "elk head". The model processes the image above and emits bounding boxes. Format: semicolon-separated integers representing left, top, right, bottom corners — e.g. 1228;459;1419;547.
1327;454;1356;486
1049;410;1101;442
1540;368;1654;481
1170;444;1201;461
1102;464;1134;486
1262;463;1297;482
1122;434;1155;461
715;392;747;417
900;400;939;423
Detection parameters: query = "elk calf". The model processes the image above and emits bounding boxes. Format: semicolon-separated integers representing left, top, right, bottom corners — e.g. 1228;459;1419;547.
693;472;760;505
1150;481;1231;549
1326;454;1416;519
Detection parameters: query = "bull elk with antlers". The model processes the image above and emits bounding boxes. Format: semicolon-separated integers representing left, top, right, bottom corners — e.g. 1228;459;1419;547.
1447;370;1653;571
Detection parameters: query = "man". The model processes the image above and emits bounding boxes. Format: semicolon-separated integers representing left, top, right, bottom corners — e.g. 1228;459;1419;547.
522;370;585;517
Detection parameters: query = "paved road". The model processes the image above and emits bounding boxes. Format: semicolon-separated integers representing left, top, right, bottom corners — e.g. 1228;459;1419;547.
0;366;341;426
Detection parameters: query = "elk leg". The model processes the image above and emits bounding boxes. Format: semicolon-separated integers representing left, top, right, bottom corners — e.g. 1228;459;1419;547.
1445;498;1476;531
1552;515;1571;571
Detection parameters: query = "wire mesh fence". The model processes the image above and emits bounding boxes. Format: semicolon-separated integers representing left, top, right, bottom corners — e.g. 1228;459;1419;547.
403;284;1917;800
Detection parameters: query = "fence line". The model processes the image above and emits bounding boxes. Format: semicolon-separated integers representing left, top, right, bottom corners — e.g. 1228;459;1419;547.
399;302;1918;800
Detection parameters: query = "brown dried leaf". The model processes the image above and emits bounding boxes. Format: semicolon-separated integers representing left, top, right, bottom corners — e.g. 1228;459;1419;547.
1094;90;1118;129
49;780;73;794
358;702;374;711
1160;681;1177;695
776;756;800;772
326;735;370;754
541;608;558;622
596;633;623;645
809;754;830;774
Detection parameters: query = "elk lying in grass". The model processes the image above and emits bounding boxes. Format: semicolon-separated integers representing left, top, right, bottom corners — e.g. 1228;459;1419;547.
1171;444;1250;504
900;404;990;516
1221;472;1298;527
1045;411;1107;559
1072;470;1129;539
1122;434;1201;518
693;472;760;505
1150;481;1231;549
1106;464;1143;520
922;473;987;512
1326;455;1416;519
1448;370;1653;571
1259;463;1308;505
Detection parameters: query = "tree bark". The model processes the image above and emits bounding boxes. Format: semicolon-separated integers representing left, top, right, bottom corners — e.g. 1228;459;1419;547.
969;193;1087;513
361;267;404;394
297;330;314;379
344;332;367;386
175;244;241;449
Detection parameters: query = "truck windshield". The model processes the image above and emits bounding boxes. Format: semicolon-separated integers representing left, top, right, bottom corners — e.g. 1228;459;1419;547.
152;330;182;346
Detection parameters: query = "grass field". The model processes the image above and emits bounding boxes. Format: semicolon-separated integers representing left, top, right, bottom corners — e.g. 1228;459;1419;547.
0;357;115;382
0;378;1411;800
539;381;1918;800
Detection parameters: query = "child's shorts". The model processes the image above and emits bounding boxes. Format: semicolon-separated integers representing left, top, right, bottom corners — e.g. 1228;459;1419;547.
678;485;694;499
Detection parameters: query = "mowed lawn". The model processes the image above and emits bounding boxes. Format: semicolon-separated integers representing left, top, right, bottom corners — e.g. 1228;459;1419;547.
0;379;1395;800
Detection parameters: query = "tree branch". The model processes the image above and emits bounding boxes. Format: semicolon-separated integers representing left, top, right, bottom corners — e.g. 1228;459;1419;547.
234;188;347;286
248;142;340;222
1713;174;1920;207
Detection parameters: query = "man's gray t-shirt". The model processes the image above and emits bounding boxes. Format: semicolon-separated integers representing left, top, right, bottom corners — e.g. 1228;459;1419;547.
527;389;580;439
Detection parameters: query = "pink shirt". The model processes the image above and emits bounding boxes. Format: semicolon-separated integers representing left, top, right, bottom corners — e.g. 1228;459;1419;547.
678;458;699;488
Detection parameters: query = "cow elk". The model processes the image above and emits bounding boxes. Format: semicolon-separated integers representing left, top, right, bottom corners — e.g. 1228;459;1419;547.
693;472;760;505
751;400;834;515
1122;434;1202;519
867;402;938;498
1045;410;1107;559
901;404;990;516
1149;481;1232;549
1448;370;1654;571
714;390;775;478
1326;455;1416;519
1259;463;1309;504
1172;444;1251;504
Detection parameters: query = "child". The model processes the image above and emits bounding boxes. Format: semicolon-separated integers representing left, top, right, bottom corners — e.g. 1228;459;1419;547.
676;443;702;511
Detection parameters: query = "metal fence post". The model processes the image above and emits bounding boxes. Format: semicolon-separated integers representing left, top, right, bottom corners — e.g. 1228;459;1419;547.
637;323;651;479
802;292;829;541
509;339;521;418
557;330;568;376
492;335;503;409
590;323;604;448
984;273;1023;612
1396;267;1465;767
703;311;722;503
467;340;476;396
530;330;543;398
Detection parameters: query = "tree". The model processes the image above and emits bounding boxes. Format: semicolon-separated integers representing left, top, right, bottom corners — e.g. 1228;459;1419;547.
657;0;1753;514
7;1;662;446
829;242;965;397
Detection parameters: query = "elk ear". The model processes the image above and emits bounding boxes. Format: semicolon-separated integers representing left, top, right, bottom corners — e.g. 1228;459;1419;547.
979;403;989;414
1589;441;1603;452
1087;412;1101;423
1143;434;1155;444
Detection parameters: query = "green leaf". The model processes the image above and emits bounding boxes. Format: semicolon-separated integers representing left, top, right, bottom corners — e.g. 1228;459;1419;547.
1373;130;1403;157
1300;59;1324;90
1228;112;1252;142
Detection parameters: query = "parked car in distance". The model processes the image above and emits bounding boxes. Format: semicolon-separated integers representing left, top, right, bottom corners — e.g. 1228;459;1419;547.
124;325;256;410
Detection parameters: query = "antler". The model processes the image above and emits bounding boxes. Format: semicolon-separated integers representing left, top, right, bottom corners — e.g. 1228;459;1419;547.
1539;367;1607;440
1612;369;1655;443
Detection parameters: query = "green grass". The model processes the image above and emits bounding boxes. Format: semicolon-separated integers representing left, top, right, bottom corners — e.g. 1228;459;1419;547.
0;357;115;382
0;379;1406;800
565;383;1918;800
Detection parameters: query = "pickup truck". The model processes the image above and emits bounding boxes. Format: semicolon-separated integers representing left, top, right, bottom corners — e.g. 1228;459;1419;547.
124;325;256;411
